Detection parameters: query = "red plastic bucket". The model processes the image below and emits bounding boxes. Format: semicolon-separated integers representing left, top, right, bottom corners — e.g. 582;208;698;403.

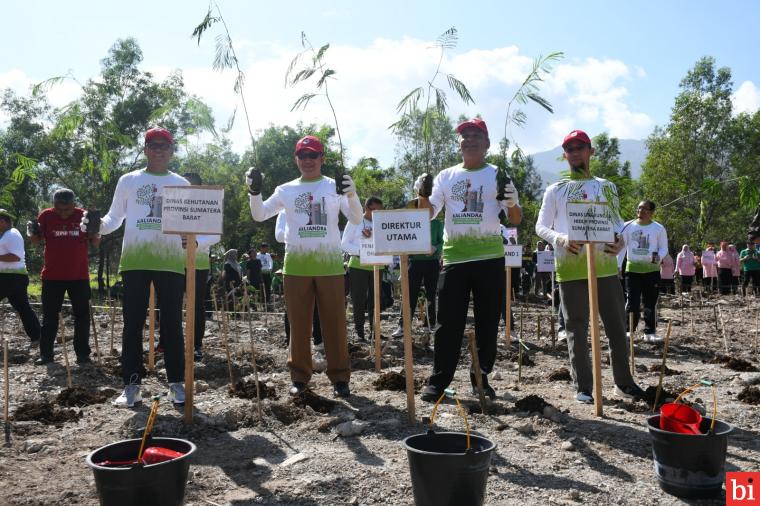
660;403;702;434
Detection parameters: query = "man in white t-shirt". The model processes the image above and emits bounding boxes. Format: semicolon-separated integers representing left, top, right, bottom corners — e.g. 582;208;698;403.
0;209;41;344
84;127;190;408
256;242;273;309
618;200;668;342
416;118;521;401
247;135;363;398
536;129;644;404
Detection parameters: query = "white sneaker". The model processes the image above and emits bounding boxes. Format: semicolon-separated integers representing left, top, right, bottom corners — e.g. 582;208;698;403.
644;333;663;343
510;330;519;343
168;382;186;406
626;331;631;339
557;330;568;343
313;341;324;352
391;325;404;338
112;385;142;408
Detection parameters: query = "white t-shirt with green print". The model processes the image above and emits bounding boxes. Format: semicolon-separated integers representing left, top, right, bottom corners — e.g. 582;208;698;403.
619;220;668;274
429;163;508;265
535;177;623;282
0;228;27;274
100;168;189;274
250;176;359;276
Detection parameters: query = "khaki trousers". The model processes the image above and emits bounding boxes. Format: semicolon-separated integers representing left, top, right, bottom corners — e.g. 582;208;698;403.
284;274;350;384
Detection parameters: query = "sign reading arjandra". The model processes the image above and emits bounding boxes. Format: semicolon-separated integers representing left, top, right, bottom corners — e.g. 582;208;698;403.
372;209;431;256
162;186;225;235
567;202;615;244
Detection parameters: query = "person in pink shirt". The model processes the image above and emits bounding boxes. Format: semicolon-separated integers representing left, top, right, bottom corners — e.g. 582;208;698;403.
659;250;675;294
716;241;736;295
728;244;740;293
676;245;696;292
702;243;717;292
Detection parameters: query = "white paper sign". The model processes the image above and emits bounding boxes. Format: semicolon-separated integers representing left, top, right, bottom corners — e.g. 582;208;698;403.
162;186;224;235
537;250;555;272
360;237;393;265
567;202;615;243
372;209;431;255
504;245;523;267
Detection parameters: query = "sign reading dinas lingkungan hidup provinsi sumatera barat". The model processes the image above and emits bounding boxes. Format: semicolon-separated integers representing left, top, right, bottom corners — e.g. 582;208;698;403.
567;202;615;244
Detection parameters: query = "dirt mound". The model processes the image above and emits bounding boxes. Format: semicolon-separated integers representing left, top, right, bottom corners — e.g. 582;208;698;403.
738;386;760;405
229;379;277;400
13;400;81;424
373;371;421;392
268;403;303;425
500;348;536;366
548;367;571;381
293;390;337;414
514;394;548;413
8;351;29;365
56;387;116;407
642;386;677;409
649;364;682;375
712;355;758;372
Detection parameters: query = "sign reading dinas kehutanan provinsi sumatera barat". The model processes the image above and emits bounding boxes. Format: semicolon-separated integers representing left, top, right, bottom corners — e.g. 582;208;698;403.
567;202;615;244
372;209;431;256
161;186;224;235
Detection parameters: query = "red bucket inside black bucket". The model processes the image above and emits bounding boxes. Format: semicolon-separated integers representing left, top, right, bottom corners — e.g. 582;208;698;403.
86;437;196;506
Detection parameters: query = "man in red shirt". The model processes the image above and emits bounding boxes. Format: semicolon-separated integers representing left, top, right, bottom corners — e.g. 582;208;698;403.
29;189;100;365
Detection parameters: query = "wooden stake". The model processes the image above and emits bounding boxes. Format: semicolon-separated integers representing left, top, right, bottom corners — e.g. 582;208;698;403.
652;321;674;411
550;314;556;348
109;296;116;354
3;338;10;446
59;312;72;388
148;283;156;372
221;289;236;390
518;305;524;384
718;306;729;354
242;282;263;423
183;234;197;424
89;302;101;365
629;311;635;376
505;268;512;342
536;314;541;340
400;255;416;423
260;282;269;326
231;289;241;345
713;305;719;331
586;245;603;417
373;266;382;371
467;331;487;414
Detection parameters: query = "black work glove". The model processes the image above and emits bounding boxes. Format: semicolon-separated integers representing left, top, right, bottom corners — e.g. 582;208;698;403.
245;167;263;196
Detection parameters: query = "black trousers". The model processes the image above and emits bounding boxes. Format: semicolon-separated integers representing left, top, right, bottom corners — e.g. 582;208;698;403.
718;267;733;295
743;270;760;295
40;279;91;359
121;270;185;385
348;267;374;338
680;275;694;292
428;258;502;390
397;259;439;328
0;273;40;341
193;269;208;349
625;271;660;334
659;278;675;295
261;271;272;304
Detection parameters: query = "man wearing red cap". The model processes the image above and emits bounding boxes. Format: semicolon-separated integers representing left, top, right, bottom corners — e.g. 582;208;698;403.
416;118;521;401
536;129;644;404
82;127;190;407
246;135;363;398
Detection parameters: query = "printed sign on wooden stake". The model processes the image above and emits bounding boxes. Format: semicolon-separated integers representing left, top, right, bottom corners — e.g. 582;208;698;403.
537;250;555;272
372;209;431;255
162;185;224;235
360;237;393;266
504;245;523;267
567;202;615;243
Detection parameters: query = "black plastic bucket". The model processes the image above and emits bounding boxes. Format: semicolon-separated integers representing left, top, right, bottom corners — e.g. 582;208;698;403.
86;438;196;506
647;415;733;498
403;431;496;506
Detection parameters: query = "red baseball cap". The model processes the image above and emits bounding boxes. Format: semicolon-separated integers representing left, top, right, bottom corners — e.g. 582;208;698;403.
456;118;489;136
562;129;591;148
145;127;174;145
295;135;324;154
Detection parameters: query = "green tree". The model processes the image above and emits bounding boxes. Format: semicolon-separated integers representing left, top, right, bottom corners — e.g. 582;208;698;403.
393;108;460;183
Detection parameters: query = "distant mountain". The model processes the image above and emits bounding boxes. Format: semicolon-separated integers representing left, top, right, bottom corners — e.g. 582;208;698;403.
529;139;648;186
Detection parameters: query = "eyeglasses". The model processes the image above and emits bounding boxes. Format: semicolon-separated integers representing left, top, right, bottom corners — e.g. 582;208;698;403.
564;145;587;154
296;152;321;160
146;142;173;151
637;206;653;212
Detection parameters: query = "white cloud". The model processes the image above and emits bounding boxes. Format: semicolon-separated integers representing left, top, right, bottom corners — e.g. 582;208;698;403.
732;80;760;115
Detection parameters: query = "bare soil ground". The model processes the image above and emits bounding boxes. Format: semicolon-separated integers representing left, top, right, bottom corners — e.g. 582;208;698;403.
1;289;759;505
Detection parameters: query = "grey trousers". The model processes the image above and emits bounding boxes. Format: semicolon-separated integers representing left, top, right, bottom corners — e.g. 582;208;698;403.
559;275;635;393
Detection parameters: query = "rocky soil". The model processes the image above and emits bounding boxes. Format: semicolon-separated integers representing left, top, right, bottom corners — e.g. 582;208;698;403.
0;289;759;505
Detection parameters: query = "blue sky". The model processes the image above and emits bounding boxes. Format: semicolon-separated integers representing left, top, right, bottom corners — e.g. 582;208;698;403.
2;0;759;166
